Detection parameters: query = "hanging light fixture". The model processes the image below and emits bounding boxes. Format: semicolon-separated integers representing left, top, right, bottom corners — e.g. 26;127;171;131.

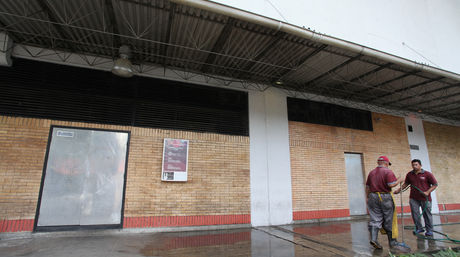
112;45;134;78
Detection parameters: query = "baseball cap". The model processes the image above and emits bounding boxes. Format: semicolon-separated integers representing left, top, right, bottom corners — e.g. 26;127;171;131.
378;156;392;165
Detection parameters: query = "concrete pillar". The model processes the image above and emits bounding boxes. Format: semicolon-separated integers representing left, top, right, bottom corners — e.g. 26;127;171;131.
404;116;439;213
249;87;293;226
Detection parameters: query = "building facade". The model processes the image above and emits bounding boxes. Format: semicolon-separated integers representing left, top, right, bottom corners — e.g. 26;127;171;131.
0;0;459;233
1;58;459;233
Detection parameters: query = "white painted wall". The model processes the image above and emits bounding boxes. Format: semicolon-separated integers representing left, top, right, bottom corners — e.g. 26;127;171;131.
404;116;439;213
214;0;460;75
249;87;293;226
249;90;271;226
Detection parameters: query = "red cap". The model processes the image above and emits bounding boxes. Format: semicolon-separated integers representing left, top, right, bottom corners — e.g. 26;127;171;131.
378;156;392;165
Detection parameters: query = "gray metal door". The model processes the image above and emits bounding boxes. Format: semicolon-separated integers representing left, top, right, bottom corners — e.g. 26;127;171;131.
344;153;367;215
37;127;128;227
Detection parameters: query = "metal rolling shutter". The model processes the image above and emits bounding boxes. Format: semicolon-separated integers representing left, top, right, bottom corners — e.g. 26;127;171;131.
0;58;249;136
287;97;373;131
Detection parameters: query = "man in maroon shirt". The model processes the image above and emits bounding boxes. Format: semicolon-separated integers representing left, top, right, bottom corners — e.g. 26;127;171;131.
394;159;438;237
366;156;405;249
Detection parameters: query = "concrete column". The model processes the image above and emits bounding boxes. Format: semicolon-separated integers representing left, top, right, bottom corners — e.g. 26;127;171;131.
404;116;439;213
249;87;293;226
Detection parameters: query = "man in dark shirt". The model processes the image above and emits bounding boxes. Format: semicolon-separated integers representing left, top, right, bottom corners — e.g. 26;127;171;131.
394;159;438;236
366;156;405;249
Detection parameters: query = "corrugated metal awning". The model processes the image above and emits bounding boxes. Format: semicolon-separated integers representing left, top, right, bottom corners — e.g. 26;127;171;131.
1;0;459;123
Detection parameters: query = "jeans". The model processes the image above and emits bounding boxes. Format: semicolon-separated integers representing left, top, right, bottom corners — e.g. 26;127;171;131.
410;198;433;233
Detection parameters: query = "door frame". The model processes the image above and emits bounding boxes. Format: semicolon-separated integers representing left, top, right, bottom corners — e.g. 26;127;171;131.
33;125;131;232
344;152;367;216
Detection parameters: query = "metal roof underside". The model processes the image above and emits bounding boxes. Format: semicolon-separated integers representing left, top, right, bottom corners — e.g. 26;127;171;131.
1;0;460;122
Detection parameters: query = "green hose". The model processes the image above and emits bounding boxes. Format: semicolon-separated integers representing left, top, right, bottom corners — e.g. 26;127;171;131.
401;184;460;244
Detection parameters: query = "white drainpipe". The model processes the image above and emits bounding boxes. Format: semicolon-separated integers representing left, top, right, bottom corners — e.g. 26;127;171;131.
171;0;460;82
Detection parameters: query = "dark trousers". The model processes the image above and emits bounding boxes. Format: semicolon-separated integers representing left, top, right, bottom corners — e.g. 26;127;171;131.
368;193;394;232
410;198;433;233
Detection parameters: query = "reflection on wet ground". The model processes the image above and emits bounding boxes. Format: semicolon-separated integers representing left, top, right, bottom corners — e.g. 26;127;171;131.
1;213;459;257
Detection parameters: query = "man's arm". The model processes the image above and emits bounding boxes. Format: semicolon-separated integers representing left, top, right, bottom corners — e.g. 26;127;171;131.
388;176;405;188
424;173;438;196
424;184;438;196
394;182;409;194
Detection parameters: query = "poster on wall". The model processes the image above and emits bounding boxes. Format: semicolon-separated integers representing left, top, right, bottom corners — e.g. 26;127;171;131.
161;138;189;182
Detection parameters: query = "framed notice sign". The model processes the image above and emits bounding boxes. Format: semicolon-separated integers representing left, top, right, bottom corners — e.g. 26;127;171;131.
161;138;189;182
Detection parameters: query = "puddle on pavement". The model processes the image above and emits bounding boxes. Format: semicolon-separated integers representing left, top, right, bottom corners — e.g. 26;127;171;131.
139;215;460;257
1;214;458;256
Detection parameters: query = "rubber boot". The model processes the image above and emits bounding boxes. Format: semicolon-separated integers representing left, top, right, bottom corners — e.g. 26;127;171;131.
387;231;410;251
369;227;382;249
387;231;398;247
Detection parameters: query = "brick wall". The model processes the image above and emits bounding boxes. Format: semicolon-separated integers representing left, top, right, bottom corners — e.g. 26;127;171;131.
289;113;412;220
423;121;460;210
0;115;250;232
124;124;250;226
0;116;48;222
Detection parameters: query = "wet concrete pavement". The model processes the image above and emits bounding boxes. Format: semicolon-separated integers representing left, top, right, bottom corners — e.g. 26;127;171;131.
1;213;460;257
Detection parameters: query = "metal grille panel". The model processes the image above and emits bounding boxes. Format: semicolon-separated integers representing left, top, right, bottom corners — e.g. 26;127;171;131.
0;58;249;136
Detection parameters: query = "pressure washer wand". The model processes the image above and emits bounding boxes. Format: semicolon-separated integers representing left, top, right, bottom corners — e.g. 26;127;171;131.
400;182;405;244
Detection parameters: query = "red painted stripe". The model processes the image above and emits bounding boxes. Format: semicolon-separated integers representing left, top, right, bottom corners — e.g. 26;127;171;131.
123;214;251;228
1;215;250;232
396;206;412;213
442;215;460;223
396;203;460;213
0;219;34;232
11;220;16;232
293;209;349;220
0;220;4;232
444;203;460;211
396;217;413;225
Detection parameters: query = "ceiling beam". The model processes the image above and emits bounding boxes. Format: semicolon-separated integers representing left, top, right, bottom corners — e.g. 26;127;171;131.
239;31;287;77
201;17;236;73
276;44;327;81
304;54;362;87
355;70;419;97
0;18;22;43
341;63;392;99
36;0;76;51
349;63;392;84
160;2;176;66
405;92;460;110
429;105;460;115
104;0;121;51
383;81;459;105
364;76;443;102
449;112;460;118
